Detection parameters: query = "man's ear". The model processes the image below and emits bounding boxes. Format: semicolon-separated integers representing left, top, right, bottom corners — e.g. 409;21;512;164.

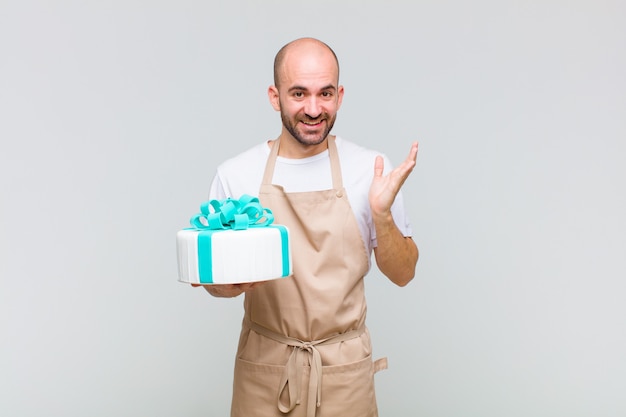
268;85;280;111
336;85;345;111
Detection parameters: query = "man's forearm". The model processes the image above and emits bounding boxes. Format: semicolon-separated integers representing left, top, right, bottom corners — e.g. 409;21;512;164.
372;211;418;287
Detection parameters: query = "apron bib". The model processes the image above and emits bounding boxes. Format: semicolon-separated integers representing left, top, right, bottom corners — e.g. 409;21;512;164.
231;137;386;417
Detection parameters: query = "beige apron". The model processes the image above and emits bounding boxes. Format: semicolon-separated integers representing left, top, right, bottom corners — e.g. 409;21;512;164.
230;136;387;417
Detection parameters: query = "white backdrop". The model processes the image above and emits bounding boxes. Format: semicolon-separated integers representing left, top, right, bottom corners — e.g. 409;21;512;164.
1;1;625;416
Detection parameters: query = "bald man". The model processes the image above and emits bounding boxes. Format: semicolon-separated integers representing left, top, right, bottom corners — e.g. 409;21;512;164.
200;38;419;417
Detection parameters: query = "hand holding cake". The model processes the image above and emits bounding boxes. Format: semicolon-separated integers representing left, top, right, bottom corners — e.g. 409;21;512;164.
190;282;265;297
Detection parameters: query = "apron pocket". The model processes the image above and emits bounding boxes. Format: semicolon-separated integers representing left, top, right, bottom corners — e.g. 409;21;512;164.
317;354;379;417
231;357;286;417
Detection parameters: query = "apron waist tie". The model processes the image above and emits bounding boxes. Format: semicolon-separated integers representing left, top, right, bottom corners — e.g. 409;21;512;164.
244;317;365;417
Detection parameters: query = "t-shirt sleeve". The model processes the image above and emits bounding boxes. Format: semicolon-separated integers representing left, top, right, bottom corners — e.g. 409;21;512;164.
208;171;228;200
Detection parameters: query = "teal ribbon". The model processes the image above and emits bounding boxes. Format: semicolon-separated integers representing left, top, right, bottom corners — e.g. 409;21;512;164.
190;194;274;230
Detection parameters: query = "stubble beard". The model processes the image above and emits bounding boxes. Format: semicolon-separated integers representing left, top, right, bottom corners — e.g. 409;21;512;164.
281;111;336;147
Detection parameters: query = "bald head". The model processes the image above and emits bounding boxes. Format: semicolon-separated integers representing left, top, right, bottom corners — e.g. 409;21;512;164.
273;38;340;89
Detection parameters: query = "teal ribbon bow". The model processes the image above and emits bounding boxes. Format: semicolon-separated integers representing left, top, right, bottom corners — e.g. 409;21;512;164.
190;194;274;230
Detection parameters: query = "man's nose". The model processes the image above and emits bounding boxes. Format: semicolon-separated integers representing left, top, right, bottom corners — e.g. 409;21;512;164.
304;97;322;118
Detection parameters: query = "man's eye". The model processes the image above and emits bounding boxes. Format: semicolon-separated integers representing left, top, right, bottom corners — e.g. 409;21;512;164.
293;92;303;98
322;91;333;98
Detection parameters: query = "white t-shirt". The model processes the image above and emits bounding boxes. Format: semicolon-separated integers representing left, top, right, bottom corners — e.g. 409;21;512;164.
208;136;413;267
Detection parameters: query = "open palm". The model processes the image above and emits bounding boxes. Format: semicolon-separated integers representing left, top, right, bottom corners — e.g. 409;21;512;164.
368;142;418;215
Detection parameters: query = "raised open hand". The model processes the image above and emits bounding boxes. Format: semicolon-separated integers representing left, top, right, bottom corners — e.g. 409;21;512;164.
368;142;418;216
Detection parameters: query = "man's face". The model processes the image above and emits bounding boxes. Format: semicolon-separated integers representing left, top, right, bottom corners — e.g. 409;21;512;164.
272;48;344;146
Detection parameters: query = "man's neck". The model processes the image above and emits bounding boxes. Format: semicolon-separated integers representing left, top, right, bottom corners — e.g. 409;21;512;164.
271;132;332;159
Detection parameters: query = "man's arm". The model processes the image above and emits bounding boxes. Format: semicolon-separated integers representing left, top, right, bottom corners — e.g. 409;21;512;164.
370;142;419;286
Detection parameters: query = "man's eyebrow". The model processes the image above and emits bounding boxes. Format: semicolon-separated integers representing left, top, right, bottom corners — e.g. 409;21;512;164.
287;85;337;93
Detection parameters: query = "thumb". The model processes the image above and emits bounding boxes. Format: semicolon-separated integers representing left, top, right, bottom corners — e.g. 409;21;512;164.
373;155;384;177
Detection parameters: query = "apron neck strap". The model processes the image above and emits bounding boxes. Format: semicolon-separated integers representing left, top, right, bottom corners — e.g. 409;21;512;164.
261;136;343;190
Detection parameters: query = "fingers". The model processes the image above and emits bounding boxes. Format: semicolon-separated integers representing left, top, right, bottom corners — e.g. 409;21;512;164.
374;142;418;177
399;141;419;174
401;141;418;169
391;142;419;180
408;141;418;163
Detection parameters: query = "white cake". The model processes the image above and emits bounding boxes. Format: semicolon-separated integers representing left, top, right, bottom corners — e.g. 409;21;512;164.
176;195;292;285
177;225;292;284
